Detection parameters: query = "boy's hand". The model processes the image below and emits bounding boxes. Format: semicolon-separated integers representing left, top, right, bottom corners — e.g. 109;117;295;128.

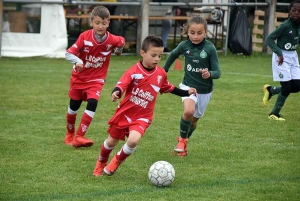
188;88;197;96
74;63;83;72
199;69;210;79
277;55;283;66
111;91;120;102
114;47;123;56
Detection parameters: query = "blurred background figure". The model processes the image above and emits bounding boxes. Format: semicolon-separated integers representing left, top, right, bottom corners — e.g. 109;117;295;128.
97;0;117;16
152;0;180;52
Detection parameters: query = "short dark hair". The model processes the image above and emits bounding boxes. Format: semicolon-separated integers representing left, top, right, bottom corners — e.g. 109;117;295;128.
141;35;163;52
90;6;110;20
289;0;300;11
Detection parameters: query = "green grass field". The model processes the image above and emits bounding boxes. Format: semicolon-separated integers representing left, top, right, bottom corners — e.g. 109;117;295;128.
0;53;299;201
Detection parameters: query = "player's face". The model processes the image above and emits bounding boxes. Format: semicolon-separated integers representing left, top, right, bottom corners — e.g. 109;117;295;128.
290;3;300;23
90;16;110;36
187;23;207;45
140;46;164;69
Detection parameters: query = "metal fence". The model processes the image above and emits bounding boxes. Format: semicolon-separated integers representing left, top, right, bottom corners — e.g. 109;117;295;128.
0;0;291;56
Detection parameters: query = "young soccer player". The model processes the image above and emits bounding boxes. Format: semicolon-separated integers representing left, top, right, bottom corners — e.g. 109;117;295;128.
163;15;221;157
92;35;197;176
64;6;125;148
262;0;300;121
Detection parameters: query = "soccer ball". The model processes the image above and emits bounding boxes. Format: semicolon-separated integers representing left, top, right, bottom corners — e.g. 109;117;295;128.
148;161;175;187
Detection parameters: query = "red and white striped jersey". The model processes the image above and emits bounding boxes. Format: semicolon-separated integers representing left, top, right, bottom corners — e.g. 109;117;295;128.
108;61;175;128
67;29;125;88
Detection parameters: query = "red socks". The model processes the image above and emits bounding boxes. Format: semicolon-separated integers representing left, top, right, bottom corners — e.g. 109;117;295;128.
99;145;113;163
116;147;130;163
76;112;93;136
66;113;76;134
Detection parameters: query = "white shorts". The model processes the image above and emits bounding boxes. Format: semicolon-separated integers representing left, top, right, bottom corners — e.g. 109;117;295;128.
179;83;212;119
272;50;300;81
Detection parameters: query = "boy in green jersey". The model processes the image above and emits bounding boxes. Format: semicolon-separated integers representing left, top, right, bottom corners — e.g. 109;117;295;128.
262;0;300;121
163;15;221;157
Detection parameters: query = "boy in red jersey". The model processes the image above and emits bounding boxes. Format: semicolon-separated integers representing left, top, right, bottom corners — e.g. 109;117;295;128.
64;6;125;148
92;35;197;176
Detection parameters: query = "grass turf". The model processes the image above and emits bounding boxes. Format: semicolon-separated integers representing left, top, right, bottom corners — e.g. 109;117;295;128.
0;52;299;201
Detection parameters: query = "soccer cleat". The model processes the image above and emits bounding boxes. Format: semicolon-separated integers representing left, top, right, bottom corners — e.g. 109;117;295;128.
64;132;74;145
174;137;188;152
92;160;107;177
72;136;94;148
103;155;121;176
262;84;272;107
268;113;285;121
177;146;188;157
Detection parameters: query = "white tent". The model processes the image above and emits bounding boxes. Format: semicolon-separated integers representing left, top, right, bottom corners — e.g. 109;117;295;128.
1;3;67;58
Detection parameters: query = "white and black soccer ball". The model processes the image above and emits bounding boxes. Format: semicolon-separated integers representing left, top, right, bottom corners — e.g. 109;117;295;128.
148;161;175;187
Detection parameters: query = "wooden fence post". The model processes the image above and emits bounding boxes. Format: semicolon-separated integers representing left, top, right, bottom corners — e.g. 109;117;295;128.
136;0;149;54
262;0;276;54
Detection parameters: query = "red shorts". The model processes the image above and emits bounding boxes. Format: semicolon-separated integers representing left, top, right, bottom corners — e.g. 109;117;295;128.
68;84;103;101
107;121;150;141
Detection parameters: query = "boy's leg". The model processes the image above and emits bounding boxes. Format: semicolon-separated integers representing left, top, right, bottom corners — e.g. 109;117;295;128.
103;142;136;176
267;52;296;119
269;81;291;121
262;84;281;107
104;126;144;176
268;92;287;121
73;98;98;148
65;99;82;145
72;110;94;147
65;108;77;145
93;138;117;177
291;79;300;93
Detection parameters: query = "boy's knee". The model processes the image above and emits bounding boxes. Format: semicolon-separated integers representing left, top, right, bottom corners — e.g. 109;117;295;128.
291;80;300;93
280;81;291;96
86;98;98;112
69;99;82;111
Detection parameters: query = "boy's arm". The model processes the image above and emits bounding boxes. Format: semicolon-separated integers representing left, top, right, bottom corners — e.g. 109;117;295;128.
111;87;121;102
65;52;84;72
114;47;123;56
65;52;83;65
266;25;285;56
170;87;197;97
114;36;125;56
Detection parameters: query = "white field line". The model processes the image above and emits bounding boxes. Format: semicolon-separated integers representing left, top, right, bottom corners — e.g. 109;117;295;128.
0;68;272;77
225;72;272;77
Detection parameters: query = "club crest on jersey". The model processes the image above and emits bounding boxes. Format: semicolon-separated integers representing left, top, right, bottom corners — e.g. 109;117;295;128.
106;44;112;51
284;43;292;49
279;73;283;79
84;47;89;52
185;50;191;55
157;75;162;84
200;50;207;58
